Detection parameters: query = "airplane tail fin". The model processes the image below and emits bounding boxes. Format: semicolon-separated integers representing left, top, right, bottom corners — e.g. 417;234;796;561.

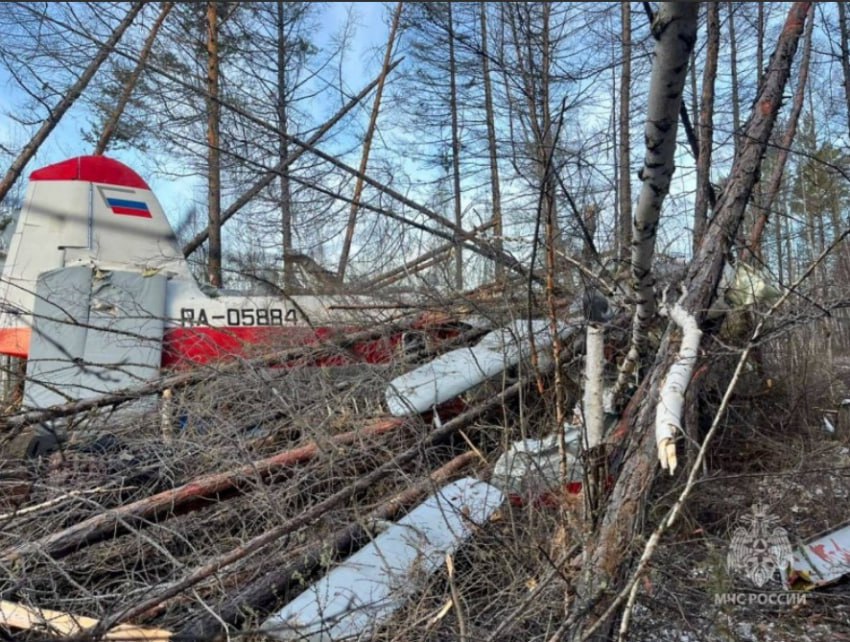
0;156;191;357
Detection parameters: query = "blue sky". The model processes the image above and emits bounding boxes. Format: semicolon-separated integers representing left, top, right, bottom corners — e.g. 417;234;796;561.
0;2;391;224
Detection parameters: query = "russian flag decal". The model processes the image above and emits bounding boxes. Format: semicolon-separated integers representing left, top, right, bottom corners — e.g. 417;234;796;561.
106;196;152;218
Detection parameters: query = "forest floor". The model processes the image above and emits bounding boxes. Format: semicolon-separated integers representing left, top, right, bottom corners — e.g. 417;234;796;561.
2;335;850;641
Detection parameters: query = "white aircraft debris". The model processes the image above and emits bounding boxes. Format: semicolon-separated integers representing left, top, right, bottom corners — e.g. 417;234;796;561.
784;522;850;590
260;477;504;641
490;426;583;502
385;319;578;416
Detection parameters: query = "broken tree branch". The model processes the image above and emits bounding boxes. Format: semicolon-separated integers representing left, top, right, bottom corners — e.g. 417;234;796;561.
173;450;477;641
0;600;171;641
0;417;408;564
654;287;701;475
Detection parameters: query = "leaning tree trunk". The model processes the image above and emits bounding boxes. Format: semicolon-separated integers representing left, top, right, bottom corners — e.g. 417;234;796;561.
613;3;698;401
744;10;814;261
693;1;719;251
568;4;812;640
94;2;172;155
336;1;402;282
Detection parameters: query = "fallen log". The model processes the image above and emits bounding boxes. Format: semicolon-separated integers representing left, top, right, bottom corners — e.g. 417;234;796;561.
172;450;478;641
0;416;409;564
0;599;171;641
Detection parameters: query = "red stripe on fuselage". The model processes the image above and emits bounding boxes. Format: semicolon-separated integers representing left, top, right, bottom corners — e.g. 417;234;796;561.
162;326;400;368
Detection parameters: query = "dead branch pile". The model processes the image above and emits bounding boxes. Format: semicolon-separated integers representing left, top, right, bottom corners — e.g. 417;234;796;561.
0;303;591;641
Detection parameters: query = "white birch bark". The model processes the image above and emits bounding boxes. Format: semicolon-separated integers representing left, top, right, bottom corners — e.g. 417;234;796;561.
654;290;701;474
583;325;606;449
614;3;698;399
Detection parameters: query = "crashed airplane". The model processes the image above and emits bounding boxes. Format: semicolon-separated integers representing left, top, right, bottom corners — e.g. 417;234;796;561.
0;156;426;412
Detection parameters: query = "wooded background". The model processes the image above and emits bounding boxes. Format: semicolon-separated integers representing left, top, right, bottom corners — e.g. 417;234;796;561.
1;3;849;641
1;2;845;299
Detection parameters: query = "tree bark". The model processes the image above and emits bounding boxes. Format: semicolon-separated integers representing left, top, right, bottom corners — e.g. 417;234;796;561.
744;11;813;261
618;1;632;264
570;5;811;640
276;0;296;291
480;2;503;282
757;2;765;91
181;61;401;259
336;2;403;282
0;2;144;204
94;2;173;156
693;1;719;251
448;3;464;291
614;3;698;399
206;1;222;288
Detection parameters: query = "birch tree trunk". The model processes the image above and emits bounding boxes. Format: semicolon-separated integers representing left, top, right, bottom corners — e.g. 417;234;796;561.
569;6;811;640
0;2;144;204
206;1;223;288
614;3;698;399
480;2;503;282
94;3;172;155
